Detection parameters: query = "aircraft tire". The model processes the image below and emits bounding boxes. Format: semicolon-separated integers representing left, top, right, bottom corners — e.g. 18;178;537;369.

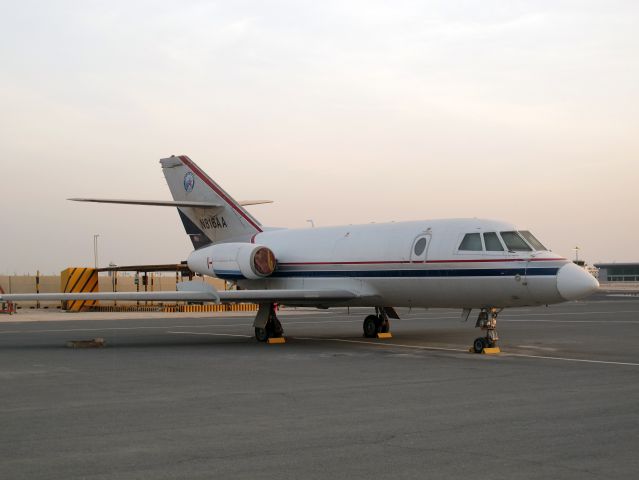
363;315;379;338
473;337;486;353
255;327;269;342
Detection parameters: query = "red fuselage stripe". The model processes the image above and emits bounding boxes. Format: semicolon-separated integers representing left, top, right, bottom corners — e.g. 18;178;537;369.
179;156;262;233
279;258;566;266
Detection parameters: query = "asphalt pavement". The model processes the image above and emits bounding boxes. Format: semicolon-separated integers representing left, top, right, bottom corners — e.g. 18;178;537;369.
1;295;638;479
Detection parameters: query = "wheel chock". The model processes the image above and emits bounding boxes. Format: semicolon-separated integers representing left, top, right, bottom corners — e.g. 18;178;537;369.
377;332;393;339
67;338;106;348
267;337;286;344
468;346;501;354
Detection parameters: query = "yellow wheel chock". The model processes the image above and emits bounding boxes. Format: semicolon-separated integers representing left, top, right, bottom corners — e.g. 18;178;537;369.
468;346;501;354
267;337;286;344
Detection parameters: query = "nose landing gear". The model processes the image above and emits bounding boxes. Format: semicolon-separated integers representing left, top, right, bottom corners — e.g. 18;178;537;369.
363;307;394;339
472;308;501;353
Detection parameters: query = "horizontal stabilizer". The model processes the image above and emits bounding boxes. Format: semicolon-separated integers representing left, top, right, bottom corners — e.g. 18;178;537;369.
96;263;191;273
69;198;223;208
69;198;272;207
236;200;273;206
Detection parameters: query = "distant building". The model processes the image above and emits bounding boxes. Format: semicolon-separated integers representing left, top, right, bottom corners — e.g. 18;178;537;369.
594;263;639;283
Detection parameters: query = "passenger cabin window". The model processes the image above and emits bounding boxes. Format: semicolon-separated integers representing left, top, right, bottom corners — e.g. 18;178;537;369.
519;231;547;251
414;237;427;256
500;231;532;251
411;234;431;262
459;233;482;251
483;232;504;251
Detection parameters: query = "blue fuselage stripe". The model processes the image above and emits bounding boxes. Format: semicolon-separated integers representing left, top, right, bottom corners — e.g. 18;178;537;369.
215;267;560;280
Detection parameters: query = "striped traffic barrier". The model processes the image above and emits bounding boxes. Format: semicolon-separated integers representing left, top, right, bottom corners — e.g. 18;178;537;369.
61;268;98;312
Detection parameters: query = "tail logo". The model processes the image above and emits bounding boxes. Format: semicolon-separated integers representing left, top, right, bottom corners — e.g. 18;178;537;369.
183;172;195;192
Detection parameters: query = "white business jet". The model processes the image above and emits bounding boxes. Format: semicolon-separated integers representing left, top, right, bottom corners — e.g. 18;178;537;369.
1;156;599;352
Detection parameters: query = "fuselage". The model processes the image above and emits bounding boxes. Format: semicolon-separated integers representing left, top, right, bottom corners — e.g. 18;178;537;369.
188;218;599;309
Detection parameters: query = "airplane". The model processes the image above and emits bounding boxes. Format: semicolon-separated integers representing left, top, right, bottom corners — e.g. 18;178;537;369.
1;155;600;352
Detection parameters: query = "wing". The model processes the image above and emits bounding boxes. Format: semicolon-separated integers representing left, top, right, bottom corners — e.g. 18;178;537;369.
0;289;362;306
0;291;219;302
218;289;360;303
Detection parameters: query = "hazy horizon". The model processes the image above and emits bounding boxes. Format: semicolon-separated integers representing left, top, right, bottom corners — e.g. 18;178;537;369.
2;1;638;274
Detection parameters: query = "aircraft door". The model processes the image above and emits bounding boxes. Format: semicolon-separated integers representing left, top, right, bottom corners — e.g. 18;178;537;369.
410;234;431;263
523;253;545;303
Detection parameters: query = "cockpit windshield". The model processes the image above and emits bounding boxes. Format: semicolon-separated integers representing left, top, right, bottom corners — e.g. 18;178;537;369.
519;231;547;251
457;230;549;253
499;231;532;252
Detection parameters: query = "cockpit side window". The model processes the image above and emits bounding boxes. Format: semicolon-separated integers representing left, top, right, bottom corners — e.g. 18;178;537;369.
500;231;532;251
483;232;504;251
459;233;483;251
519;231;547;251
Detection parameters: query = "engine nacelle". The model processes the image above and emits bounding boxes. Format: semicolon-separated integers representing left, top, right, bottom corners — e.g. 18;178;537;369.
187;243;277;280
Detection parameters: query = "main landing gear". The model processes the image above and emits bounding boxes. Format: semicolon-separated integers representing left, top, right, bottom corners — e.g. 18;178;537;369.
472;308;501;353
254;303;284;343
363;307;395;339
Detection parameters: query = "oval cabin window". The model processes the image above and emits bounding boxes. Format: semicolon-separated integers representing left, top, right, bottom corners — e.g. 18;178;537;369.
414;237;427;256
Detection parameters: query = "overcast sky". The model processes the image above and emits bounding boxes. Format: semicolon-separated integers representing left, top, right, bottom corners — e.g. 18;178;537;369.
1;1;638;273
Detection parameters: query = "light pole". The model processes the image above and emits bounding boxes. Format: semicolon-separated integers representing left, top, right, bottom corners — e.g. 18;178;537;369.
93;234;100;269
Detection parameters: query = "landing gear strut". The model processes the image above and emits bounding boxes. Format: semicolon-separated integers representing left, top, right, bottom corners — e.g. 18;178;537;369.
254;303;284;342
363;307;392;338
473;308;501;353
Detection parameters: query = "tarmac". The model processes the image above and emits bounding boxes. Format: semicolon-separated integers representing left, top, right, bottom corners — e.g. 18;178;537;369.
1;294;638;479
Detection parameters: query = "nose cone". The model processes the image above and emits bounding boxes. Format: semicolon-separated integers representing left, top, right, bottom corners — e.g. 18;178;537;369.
557;263;599;301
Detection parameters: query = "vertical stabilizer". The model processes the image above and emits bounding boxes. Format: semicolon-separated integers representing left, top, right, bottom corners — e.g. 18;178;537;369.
161;155;262;246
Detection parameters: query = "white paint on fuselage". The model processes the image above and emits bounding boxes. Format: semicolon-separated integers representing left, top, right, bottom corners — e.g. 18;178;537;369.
233;218;571;309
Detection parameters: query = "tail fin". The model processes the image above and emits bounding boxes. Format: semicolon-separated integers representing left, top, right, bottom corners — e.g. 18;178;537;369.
161;155;263;247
